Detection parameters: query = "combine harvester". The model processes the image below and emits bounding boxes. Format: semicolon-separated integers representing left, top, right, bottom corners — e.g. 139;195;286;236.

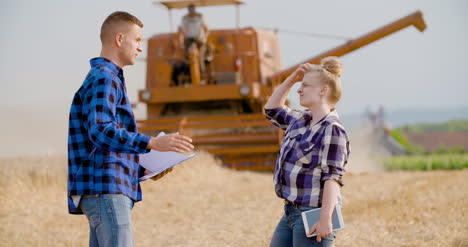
137;0;427;170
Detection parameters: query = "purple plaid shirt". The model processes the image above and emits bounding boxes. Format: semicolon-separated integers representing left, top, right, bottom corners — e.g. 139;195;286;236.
265;105;350;207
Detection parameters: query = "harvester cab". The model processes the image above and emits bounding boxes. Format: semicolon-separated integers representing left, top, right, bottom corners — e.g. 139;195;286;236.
138;0;427;170
139;0;278;118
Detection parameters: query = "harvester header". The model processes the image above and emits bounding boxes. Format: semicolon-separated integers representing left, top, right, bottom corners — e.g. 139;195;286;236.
268;10;427;85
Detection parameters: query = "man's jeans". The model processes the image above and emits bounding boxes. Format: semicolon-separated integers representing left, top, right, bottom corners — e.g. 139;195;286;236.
80;194;135;247
270;203;336;247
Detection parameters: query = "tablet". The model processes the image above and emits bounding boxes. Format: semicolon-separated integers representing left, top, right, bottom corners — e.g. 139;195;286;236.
301;204;345;237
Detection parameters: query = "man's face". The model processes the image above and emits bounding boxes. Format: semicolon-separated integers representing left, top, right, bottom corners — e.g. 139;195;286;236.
188;5;195;14
118;24;143;67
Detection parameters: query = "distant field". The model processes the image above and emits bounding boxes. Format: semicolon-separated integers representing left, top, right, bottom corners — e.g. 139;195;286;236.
384;154;468;171
0;153;467;246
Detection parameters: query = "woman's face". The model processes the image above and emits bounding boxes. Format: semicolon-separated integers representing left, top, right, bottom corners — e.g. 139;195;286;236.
297;71;327;109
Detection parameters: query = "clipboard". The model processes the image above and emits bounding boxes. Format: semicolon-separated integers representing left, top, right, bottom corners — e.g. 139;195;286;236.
138;132;196;182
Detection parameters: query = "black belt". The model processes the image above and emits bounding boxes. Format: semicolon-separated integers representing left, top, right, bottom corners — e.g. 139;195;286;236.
82;194;100;198
283;199;302;207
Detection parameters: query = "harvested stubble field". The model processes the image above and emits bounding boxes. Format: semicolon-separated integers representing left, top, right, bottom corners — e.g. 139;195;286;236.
0;153;467;247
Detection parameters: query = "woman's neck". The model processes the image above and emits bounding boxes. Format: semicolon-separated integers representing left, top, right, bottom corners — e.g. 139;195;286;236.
309;104;331;126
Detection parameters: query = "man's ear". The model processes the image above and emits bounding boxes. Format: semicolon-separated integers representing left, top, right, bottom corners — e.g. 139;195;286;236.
115;33;124;47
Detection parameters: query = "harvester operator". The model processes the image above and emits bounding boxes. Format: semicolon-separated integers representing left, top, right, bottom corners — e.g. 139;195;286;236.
178;4;210;81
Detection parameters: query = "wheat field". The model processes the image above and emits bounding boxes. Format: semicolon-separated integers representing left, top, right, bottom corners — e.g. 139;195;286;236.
0;152;467;247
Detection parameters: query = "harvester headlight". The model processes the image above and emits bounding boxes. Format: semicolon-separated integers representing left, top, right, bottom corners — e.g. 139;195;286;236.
141;90;152;102
239;84;251;96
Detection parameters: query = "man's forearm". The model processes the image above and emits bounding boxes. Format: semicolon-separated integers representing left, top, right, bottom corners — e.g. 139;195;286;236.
204;26;209;41
320;179;340;220
88;121;151;154
178;27;185;46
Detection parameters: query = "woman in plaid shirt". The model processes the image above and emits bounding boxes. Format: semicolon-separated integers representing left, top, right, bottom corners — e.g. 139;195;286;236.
265;57;350;247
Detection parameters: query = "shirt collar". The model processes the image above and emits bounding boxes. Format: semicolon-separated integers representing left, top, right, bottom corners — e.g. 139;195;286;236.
289;109;341;140
302;108;339;125
318;109;340;124
90;57;124;81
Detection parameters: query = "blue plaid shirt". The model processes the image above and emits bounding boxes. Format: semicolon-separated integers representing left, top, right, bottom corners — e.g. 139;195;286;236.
265;106;350;207
67;57;151;214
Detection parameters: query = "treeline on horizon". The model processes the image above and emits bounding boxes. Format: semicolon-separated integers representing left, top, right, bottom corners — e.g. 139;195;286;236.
396;119;468;133
385;119;468;171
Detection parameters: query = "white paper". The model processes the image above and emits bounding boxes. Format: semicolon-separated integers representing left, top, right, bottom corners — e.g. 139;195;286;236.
138;132;195;182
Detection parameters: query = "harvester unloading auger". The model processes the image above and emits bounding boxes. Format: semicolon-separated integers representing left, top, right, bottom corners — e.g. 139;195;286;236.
137;0;427;170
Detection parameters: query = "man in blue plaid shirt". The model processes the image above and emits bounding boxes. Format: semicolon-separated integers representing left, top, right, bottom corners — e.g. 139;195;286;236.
67;11;194;247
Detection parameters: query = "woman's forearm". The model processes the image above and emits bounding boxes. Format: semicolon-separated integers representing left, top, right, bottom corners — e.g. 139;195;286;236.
320;179;340;221
264;76;296;109
265;65;308;109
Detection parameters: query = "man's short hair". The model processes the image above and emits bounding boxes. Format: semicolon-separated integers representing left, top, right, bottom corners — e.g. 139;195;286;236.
100;11;144;44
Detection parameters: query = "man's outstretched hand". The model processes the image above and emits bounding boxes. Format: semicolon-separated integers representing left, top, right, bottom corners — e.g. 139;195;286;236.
147;132;194;153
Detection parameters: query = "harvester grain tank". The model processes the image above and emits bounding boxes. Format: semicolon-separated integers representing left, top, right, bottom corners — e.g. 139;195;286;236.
138;0;427;170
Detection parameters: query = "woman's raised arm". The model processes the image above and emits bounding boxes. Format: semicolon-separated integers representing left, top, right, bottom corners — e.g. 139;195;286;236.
264;64;307;109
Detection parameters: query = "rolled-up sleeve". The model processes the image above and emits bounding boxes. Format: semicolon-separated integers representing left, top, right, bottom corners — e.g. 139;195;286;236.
264;105;303;130
83;78;151;154
320;123;350;186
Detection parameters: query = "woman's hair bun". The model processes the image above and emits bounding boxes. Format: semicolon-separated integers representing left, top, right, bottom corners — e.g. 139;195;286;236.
321;56;343;78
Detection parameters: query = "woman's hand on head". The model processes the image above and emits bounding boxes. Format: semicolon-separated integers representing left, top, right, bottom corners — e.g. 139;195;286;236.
288;63;312;83
266;63;314;109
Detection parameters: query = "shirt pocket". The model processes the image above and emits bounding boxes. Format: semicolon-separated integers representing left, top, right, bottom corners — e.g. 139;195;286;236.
296;143;321;169
294;133;324;169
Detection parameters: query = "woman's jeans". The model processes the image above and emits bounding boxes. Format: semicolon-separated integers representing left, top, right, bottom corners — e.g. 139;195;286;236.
80;194;135;247
270;203;336;247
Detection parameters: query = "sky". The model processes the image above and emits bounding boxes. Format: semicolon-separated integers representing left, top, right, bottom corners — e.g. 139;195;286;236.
1;0;467;115
0;0;467;156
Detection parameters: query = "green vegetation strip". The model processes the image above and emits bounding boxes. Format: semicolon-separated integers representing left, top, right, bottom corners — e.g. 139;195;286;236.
397;119;468;133
384;154;468;171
